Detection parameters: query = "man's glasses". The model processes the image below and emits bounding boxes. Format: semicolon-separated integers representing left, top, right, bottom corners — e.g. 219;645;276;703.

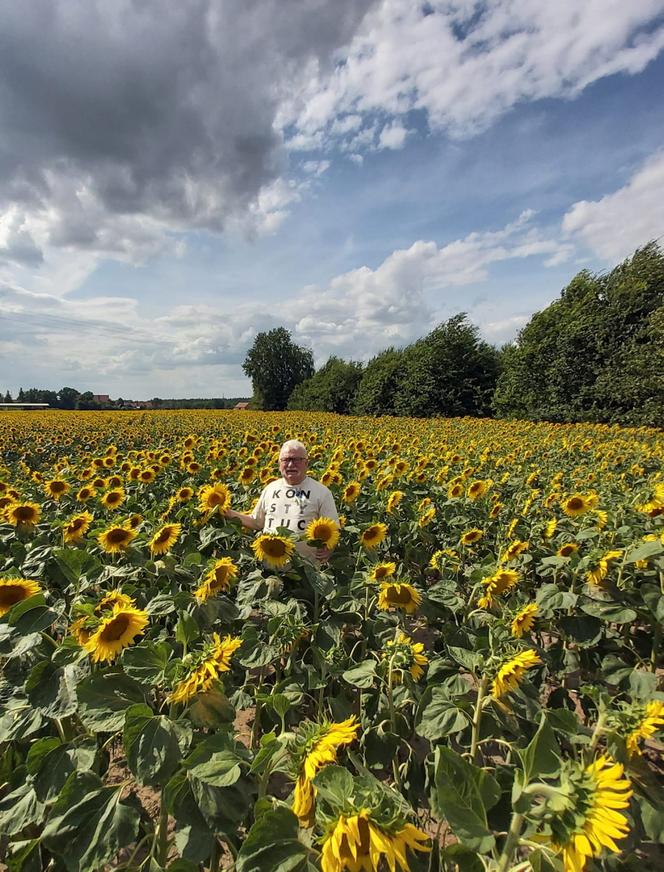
281;457;306;464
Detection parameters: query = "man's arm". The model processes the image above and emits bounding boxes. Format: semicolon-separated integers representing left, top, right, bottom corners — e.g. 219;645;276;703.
223;509;263;530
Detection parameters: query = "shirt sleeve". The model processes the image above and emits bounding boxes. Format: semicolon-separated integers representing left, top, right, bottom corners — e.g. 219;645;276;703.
319;486;339;524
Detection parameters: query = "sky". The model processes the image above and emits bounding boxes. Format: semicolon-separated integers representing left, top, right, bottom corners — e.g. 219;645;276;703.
1;0;664;400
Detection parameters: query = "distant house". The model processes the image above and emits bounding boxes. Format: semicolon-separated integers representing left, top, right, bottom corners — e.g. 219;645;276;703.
93;394;110;404
234;402;250;410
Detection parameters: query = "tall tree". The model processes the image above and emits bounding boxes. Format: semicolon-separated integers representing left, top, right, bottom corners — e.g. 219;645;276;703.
242;327;314;411
352;348;407;416
288;356;364;413
58;387;80;410
494;242;664;426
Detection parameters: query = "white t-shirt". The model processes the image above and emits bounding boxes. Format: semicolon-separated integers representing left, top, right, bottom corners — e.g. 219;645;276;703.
251;475;339;560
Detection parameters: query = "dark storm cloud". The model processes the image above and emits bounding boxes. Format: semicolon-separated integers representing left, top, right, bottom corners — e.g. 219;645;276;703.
0;0;375;238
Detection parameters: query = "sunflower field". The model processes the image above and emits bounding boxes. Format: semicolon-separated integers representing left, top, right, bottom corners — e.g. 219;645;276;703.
0;409;662;872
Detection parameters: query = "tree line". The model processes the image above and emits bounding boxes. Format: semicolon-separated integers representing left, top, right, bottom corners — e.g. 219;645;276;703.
0;388;249;411
243;242;663;427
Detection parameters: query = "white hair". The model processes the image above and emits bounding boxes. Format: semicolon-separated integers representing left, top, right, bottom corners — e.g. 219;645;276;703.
279;439;308;458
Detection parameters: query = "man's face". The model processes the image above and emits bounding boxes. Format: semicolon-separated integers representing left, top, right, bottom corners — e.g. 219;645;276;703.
279;450;308;485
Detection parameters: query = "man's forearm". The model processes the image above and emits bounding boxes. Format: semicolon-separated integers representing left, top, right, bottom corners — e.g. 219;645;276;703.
225;509;263;530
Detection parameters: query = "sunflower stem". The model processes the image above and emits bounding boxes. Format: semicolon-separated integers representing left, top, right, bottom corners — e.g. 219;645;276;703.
155;788;169;866
588;711;607;758
470;676;489;764
495;811;524;872
651;621;661;673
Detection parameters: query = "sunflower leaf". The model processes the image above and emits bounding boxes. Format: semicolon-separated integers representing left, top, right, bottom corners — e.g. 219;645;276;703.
236;806;316;872
77;670;146;733
431;746;499;853
123;703;183;788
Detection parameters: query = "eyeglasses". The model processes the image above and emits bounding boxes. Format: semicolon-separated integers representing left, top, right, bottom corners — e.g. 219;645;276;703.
281;456;307;464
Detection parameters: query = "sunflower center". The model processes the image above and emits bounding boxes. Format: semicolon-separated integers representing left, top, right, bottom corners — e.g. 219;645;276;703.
0;586;29;607
107;529;130;544
100;614;131;642
568;498;584;510
155;529;171;544
388;587;412;604
263;539;287;558
16;507;37;521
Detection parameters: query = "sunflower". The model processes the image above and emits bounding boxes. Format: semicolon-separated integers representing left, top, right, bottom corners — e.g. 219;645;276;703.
305;517;340;551
176;486;194;502
101;488;125;510
44;479;70;500
557;542;579;558
461;528;483;546
418;506;436;527
377;581;421;615
195;557;239;600
586;550;622;586
549;756;632;872
501;540;529;562
383;632;428;682
198;483;231;516
238;466;256;485
63;511;94;544
491;649;542;698
468;479;488;500
169;633;242;704
0;578;41;616
342;481;361;505
292;717;360;826
511;603;538;638
149;523;182;555
4;501;42;529
138;468;156;483
97;522;138;553
252;532;296;569
563;494;594;517
76;485;97;502
368;562;397;582
625;701;664;756
83;604;148;662
320;809;430;872
386;490;405;513
477;569;519;609
97;589;135;612
544;518;558;539
447;481;464;499
359;523;388;550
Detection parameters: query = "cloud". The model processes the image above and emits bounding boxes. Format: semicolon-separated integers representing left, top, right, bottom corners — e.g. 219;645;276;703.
283;0;664;148
0;211;568;394
0;0;376;273
562;151;664;261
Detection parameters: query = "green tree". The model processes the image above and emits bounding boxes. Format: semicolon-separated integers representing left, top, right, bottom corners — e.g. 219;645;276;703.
288;357;364;413
394;314;500;418
57;387;80;410
494;242;664;425
352;348;407;416
242;327;314;411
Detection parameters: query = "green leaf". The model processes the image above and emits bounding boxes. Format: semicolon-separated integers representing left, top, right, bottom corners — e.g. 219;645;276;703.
9;601;60;634
188;688;235;728
25;659;81;719
176;611;200;646
559;615;602;647
431;745;499;853
580;600;637;623
5;838;42;872
123;703;182;787
184;733;247;788
26;737;76;801
518;715;560;784
447;646;483;672
77;669;146;733
122;641;173;685
625;539;663;564
146;594;177;616
342;660;376;688
312;765;354;809
53;547;99;584
0;781;44;836
42;772;139;872
237;806;316;872
417;687;470;741
536;584;577;615
629;669;658;699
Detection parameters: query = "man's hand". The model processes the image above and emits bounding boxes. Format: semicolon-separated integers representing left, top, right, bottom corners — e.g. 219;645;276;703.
315;546;332;562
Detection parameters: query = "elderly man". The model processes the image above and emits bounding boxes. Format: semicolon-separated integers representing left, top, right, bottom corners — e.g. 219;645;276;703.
224;439;339;562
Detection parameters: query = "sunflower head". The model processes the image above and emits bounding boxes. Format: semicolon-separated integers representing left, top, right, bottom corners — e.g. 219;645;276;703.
168;633;242;704
195;557;239;600
44;479;70;500
0;577;41;616
386;490;405;513
198;483;231;515
359;522;388;551
252;532;296;569
461;528;483;546
97;521;138;553
342;481;361;505
382;632;428;683
83;604;149;662
149;522;182;555
4;501;42;529
491;648;542;698
63;511;94;543
377;581;421;615
305;517;340;550
368;561;397;582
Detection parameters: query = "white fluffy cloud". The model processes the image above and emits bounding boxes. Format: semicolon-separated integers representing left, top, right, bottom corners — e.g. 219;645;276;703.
283;0;664;148
1;209;569;395
562;151;664;261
